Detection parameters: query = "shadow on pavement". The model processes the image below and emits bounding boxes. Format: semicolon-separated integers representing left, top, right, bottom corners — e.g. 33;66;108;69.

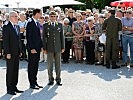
12;85;58;100
0;93;14;100
61;62;133;81
1;59;133;82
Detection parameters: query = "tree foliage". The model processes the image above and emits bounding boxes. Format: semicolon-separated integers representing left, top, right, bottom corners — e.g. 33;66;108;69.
76;0;116;10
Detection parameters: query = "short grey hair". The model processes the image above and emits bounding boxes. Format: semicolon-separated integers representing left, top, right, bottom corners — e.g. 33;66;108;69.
63;18;69;23
9;11;17;18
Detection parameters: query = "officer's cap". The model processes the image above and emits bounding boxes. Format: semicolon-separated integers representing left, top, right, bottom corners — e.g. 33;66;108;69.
49;11;57;15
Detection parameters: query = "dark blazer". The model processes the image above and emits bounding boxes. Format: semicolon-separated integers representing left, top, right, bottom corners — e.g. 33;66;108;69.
43;22;65;53
26;18;43;52
3;21;22;56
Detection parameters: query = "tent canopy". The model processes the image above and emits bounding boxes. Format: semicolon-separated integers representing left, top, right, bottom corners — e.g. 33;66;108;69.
0;0;85;8
110;0;133;7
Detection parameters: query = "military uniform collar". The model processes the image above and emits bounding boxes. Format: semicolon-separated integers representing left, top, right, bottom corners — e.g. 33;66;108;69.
48;21;58;26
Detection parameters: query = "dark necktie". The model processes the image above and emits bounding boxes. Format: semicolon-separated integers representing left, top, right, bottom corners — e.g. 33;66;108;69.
52;22;54;27
36;22;40;28
14;25;18;35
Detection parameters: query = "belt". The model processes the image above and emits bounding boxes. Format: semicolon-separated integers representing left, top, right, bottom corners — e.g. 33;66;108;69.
123;33;133;35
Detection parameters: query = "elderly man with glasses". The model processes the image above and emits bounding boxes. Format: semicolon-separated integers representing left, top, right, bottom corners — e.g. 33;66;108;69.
121;10;133;67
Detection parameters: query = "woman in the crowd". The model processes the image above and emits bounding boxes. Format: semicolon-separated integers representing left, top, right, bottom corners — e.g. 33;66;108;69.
18;12;28;61
0;19;3;59
62;18;73;63
94;13;99;24
67;8;77;59
39;16;47;62
72;13;84;63
44;15;49;23
95;15;106;65
84;17;95;65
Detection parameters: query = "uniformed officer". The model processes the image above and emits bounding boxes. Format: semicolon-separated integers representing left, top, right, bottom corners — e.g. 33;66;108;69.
102;9;122;69
43;11;65;86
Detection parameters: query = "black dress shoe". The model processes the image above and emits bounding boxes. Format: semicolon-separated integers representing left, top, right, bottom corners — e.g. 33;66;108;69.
7;91;16;95
30;85;39;89
66;61;69;63
130;64;133;67
62;61;66;64
15;89;24;93
106;63;110;69
36;84;43;88
56;82;62;86
102;64;106;66
86;62;90;64
112;65;120;69
48;82;54;85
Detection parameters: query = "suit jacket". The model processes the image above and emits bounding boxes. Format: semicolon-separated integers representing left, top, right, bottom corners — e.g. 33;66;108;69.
102;15;122;39
43;22;65;53
26;18;43;52
3;21;22;56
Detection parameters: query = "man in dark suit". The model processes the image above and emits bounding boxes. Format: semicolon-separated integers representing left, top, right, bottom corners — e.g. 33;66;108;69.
102;9;122;69
3;11;23;95
26;9;43;89
43;11;65;86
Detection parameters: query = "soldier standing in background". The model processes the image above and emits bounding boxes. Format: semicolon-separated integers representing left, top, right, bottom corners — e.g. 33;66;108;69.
102;9;122;69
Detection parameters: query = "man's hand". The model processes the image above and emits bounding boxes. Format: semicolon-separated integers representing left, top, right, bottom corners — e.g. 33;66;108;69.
6;54;11;59
20;28;25;33
20;53;22;57
61;49;65;53
31;49;37;54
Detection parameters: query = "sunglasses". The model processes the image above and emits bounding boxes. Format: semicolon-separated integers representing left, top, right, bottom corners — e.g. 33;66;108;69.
126;12;132;14
69;12;73;13
88;20;92;22
11;16;18;18
50;15;56;17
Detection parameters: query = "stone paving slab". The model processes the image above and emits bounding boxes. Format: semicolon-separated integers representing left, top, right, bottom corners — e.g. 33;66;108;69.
0;59;133;100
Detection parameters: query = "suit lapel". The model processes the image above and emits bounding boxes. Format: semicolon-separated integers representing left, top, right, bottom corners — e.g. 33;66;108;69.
32;18;40;30
8;22;19;37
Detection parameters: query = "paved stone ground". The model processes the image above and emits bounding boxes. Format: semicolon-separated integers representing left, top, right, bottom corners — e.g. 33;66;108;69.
0;59;133;100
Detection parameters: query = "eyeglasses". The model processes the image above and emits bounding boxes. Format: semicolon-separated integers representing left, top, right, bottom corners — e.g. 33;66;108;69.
11;16;18;18
50;15;56;17
126;12;132;14
69;12;73;13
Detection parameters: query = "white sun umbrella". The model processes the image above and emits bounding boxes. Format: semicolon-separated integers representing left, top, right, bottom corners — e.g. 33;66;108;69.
39;0;85;7
1;0;85;8
0;0;42;8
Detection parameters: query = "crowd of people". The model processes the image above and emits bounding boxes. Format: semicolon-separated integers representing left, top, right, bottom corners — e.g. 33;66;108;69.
1;6;132;66
0;6;133;95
